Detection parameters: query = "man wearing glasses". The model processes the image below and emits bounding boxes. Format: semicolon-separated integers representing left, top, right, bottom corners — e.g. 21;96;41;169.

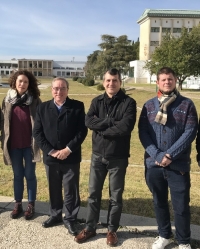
33;77;87;236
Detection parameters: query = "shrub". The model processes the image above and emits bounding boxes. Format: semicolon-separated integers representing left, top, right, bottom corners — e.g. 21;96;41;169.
84;79;95;86
97;84;105;91
77;78;83;83
72;76;78;81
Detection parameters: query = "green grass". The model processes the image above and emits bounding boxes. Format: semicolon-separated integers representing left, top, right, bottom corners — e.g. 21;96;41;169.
1;79;200;226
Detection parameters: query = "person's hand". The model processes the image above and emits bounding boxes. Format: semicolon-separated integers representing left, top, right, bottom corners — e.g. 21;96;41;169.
56;147;71;160
155;154;172;167
49;150;60;158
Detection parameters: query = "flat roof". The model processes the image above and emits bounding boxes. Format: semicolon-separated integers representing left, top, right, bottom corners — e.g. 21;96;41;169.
137;9;200;23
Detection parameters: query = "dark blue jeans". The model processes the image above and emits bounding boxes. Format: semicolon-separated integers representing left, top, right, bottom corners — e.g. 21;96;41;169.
86;154;128;232
145;166;190;245
10;147;37;202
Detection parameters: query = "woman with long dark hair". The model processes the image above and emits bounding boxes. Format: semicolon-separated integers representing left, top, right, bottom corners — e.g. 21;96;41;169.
0;70;41;220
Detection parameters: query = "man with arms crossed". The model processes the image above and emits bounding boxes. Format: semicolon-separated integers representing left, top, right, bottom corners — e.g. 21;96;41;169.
75;68;137;247
138;67;198;249
33;77;87;236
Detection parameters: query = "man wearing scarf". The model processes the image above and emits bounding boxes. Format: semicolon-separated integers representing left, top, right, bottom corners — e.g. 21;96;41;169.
138;67;198;249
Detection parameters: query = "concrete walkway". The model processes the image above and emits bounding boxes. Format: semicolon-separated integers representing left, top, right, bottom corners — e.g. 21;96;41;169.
0;196;199;249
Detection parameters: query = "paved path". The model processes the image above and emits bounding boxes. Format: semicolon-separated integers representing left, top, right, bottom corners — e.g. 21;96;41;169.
0;196;200;249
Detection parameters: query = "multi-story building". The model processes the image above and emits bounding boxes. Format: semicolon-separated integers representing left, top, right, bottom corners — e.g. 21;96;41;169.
0;59;86;78
130;9;200;83
137;9;200;61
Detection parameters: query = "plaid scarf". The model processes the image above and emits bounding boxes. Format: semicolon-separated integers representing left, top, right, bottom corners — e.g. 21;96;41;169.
5;89;33;106
155;89;179;125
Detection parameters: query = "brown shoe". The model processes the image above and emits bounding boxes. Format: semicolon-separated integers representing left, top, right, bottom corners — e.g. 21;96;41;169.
10;202;23;219
74;229;96;243
24;203;35;220
107;231;118;247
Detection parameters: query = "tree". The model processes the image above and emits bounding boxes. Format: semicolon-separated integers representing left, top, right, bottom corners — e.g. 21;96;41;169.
84;34;139;78
145;26;200;89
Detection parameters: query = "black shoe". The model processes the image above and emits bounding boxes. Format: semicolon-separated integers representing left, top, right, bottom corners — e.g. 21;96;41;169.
64;222;78;236
42;216;63;228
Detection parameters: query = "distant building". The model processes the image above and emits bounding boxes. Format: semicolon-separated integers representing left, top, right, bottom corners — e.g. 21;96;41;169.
130;9;200;83
0;59;86;78
137;9;200;61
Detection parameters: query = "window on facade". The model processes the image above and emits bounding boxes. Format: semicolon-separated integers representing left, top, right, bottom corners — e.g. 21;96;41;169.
38;72;42;76
29;63;32;68
39;64;42;68
66;72;70;76
177;21;179;23
6;71;9;75
162;28;171;33
173;28;181;33
62;71;65;76
166;21;168;23
155;20;156;23
57;71;61;76
188;21;190;24
150;41;159;46
188;28;193;32
77;67;83;70
34;72;37;76
151;27;160;32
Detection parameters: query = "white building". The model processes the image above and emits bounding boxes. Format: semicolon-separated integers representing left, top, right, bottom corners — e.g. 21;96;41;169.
130;9;200;83
0;59;86;78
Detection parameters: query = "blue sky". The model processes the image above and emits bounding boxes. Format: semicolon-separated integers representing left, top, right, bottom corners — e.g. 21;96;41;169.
0;0;199;61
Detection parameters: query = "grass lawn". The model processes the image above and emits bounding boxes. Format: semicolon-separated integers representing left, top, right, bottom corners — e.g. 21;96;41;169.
0;78;200;225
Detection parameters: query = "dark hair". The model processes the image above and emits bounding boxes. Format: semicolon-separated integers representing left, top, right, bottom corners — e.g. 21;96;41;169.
157;67;177;80
9;70;40;98
103;68;122;81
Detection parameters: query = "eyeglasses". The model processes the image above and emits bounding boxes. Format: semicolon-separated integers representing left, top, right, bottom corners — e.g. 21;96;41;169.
52;87;67;92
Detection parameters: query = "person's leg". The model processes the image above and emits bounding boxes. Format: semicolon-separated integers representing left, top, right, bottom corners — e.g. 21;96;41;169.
23;147;37;202
86;154;108;232
145;167;172;239
10;149;24;202
62;163;80;224
45;164;63;218
107;158;128;232
168;168;191;245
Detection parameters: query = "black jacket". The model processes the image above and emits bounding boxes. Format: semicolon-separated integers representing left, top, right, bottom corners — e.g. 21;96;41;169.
196;119;200;164
85;89;136;159
33;98;88;165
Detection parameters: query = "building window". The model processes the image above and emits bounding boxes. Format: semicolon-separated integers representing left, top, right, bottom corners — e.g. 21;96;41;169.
6;71;9;75
151;27;160;32
39;63;42;68
173;28;181;33
62;71;65;76
177;21;179;23
66;72;70;76
155;20;156;23
38;72;42;76
162;27;171;33
188;28;193;32
150;41;159;46
29;63;32;68
188;21;190;24
166;21;168;23
57;71;61;76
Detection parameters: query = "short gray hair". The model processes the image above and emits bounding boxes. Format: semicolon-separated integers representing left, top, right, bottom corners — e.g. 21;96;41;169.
52;77;69;89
